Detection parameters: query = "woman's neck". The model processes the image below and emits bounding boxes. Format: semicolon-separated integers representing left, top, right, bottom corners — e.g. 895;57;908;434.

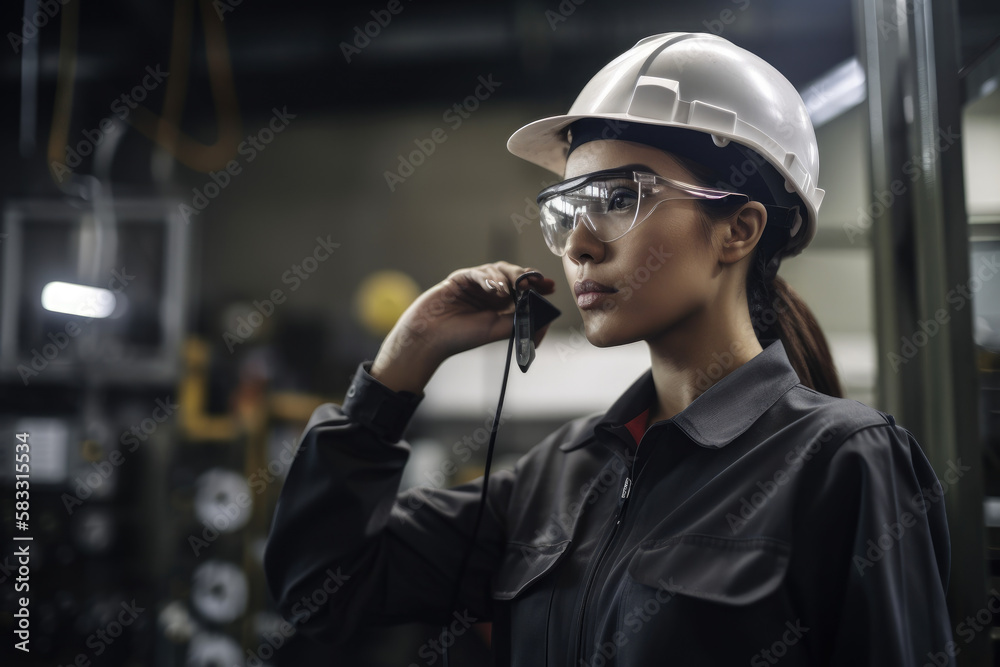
644;319;763;426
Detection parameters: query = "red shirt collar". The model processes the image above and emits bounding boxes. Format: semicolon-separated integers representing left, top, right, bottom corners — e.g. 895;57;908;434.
624;407;650;448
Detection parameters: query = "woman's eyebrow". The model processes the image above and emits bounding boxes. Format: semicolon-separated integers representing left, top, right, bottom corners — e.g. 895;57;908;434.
562;163;662;181
612;163;660;175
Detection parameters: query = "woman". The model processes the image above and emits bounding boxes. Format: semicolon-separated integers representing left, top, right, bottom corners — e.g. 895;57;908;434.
264;33;954;665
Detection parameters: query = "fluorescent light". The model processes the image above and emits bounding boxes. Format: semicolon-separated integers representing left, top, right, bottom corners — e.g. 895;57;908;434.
800;57;867;128
41;281;116;318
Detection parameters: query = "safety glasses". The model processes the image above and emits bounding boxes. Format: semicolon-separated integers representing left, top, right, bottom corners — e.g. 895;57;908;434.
536;169;749;256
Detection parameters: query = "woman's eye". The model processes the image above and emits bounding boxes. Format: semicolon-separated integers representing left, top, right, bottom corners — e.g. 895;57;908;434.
608;188;638;211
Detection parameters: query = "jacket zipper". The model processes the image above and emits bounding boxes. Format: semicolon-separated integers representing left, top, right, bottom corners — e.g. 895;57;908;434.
574;449;636;666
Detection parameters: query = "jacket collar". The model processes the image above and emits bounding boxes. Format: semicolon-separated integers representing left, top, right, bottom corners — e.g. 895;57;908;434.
559;338;801;452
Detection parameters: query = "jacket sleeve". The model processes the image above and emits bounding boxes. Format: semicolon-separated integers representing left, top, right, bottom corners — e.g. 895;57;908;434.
262;359;516;646
794;421;956;666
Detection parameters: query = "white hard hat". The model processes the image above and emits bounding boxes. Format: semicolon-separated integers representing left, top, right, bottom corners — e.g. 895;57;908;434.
507;32;825;263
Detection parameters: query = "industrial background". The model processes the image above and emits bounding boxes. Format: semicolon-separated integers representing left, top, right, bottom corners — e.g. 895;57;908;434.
0;0;998;664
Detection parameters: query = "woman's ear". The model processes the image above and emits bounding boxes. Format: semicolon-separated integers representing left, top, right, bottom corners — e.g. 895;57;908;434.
719;201;767;265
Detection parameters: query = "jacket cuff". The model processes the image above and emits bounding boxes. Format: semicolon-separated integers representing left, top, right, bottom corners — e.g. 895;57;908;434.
341;360;424;443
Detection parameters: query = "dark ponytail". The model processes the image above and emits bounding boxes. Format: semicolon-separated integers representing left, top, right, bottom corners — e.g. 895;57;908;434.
672;152;844;398
746;249;843;397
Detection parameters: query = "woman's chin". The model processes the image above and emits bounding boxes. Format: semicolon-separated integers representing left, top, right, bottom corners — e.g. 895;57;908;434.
581;319;633;349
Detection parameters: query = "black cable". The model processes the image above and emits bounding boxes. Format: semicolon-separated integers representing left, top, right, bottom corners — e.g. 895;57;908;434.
436;272;559;666
441;297;516;667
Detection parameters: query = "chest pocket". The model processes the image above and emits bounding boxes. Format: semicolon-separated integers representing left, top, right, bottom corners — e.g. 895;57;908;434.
627;533;790;605
491;540;570;600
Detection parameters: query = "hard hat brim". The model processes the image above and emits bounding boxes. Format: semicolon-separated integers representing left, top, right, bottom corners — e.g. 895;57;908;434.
507;113;633;177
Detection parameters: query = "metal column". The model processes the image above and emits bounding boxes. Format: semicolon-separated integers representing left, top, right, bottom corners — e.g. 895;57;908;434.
854;0;988;663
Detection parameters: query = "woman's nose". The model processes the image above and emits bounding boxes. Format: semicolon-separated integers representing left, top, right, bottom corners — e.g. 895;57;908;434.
563;212;605;264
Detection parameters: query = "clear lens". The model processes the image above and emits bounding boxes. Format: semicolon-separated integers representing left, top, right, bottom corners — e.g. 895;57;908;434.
538;176;640;255
537;170;747;256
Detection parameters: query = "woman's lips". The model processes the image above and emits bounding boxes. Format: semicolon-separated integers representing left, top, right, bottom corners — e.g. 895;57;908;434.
575;279;617;309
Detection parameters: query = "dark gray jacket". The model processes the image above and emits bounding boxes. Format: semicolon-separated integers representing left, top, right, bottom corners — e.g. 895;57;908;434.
263;338;954;666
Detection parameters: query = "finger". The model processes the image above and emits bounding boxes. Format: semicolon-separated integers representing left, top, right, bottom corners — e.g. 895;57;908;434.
497;264;557;295
468;269;507;295
480;268;515;297
485;278;511;298
516;269;543;283
445;270;514;309
494;262;535;292
470;269;518;307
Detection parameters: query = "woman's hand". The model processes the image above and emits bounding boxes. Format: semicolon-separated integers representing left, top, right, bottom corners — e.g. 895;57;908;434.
370;261;557;394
